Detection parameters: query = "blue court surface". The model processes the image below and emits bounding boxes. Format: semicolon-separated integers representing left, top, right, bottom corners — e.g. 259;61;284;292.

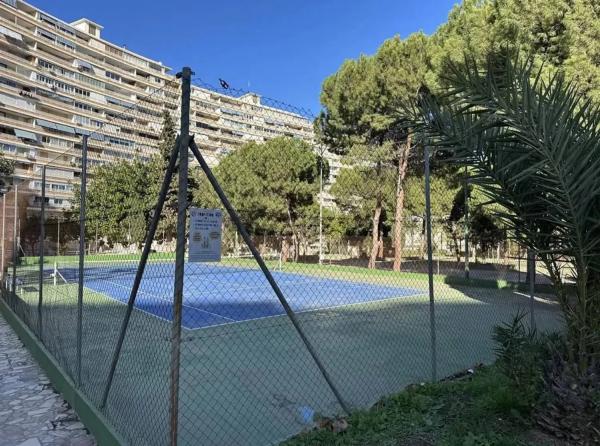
53;262;424;329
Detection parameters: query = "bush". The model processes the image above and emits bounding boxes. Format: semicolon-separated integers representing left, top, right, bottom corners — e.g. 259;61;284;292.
536;354;600;445
492;312;544;407
493;313;600;444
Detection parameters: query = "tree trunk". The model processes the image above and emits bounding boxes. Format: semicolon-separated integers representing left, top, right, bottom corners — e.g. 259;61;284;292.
451;227;461;263
393;133;412;272
419;217;426;259
368;202;382;269
286;200;300;262
281;236;290;263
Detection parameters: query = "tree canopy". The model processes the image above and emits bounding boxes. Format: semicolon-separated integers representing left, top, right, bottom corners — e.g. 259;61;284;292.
194;137;322;261
319;0;600;268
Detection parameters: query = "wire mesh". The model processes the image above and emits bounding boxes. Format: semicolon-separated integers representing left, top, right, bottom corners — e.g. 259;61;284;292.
0;69;566;446
426;156;564;379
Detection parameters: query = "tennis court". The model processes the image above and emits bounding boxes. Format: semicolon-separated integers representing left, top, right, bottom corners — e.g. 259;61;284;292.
48;261;424;329
13;259;563;446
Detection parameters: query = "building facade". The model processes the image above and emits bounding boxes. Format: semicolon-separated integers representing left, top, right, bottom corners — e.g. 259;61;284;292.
0;0;339;213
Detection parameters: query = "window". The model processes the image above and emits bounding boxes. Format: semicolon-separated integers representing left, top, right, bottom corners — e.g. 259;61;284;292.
74;87;90;97
0;143;16;153
38;59;53;70
108;136;133;147
56;36;76;51
57;25;75;37
74;102;92;112
41;136;73;149
0;77;17;88
73;115;91;126
105;71;121;82
39;14;57;27
37;28;57;42
106;96;134;109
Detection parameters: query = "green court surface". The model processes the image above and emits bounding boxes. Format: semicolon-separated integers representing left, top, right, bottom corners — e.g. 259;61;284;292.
11;262;563;446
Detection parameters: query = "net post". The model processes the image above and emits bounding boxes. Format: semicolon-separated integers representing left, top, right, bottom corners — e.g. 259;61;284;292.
76;134;89;387
100;137;181;409
37;165;46;338
424;145;437;382
169;66;192;446
188;138;350;414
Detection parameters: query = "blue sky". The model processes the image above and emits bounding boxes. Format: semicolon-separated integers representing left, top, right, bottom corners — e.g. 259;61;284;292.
32;0;458;115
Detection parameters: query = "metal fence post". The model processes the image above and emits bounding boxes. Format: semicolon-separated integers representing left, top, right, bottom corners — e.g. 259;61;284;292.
1;194;5;283
424;146;437;382
170;66;192;446
76;135;89;387
318;147;324;265
38;165;46;338
528;248;536;328
11;184;18;304
464;167;470;280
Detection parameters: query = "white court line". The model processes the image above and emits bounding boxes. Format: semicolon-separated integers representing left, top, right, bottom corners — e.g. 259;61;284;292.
87;274;425;331
185;289;428;332
513;291;559;305
88;279;237;324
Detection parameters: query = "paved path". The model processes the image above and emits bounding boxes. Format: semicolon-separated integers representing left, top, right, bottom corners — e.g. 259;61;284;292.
0;314;96;446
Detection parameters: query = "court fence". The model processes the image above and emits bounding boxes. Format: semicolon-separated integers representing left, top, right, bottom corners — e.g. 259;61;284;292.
0;67;563;446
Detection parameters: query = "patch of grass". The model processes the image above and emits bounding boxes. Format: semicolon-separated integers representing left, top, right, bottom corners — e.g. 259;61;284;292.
283;365;544;446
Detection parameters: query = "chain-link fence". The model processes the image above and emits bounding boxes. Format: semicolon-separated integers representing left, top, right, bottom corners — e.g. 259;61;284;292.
0;68;564;446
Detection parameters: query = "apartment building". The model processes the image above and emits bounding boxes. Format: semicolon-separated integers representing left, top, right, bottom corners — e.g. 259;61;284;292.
0;0;339;214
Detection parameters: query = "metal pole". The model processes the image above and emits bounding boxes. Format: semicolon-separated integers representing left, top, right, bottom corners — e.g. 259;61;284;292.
517;239;521;283
100;138;181;409
1;194;5;282
170;66;192;446
436;225;440;276
38;166;46;338
189;139;350;413
76;135;89;387
464;167;470;280
528;248;536;328
424;146;437;382
319;149;324;265
57;217;60;256
11;184;18;303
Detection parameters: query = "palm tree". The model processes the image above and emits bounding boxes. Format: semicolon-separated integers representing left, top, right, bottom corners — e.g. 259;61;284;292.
410;53;600;372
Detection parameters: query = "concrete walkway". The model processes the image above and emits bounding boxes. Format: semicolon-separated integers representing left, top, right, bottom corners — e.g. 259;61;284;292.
0;315;96;446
